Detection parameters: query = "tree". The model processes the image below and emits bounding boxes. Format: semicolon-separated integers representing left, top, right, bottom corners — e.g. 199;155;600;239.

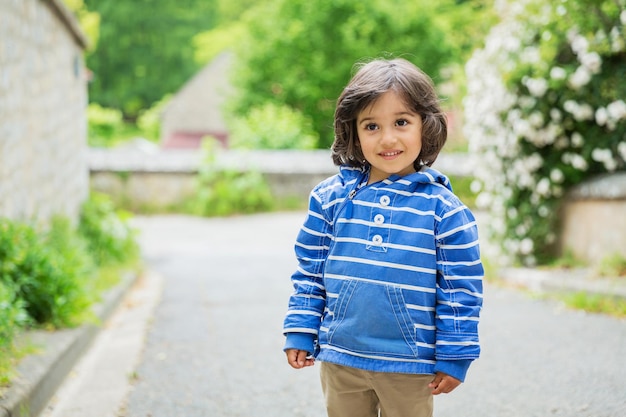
229;0;455;148
83;0;217;119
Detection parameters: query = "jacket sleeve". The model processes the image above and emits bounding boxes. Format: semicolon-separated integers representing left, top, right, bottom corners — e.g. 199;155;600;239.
433;201;484;382
283;191;332;355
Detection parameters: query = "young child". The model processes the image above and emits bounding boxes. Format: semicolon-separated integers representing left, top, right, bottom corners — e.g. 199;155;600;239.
283;58;483;417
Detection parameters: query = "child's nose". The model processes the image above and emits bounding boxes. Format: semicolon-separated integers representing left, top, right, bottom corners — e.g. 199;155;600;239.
380;128;397;146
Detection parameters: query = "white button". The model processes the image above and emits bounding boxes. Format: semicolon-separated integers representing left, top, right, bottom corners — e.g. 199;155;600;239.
379;196;390;206
372;235;383;245
374;214;385;224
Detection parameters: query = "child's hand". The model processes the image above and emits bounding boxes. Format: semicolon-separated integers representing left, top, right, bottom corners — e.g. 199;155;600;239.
285;349;315;369
429;372;461;395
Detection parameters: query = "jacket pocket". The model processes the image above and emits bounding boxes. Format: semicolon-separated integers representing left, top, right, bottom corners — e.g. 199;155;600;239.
326;280;419;358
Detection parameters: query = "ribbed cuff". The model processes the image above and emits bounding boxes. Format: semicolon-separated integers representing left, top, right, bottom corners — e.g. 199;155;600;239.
283;333;316;355
433;359;473;382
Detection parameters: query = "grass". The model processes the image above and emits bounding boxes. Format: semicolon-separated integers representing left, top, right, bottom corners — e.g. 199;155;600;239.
559;292;626;318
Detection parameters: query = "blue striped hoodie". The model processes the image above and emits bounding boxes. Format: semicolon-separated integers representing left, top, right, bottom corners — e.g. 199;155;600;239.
283;165;483;381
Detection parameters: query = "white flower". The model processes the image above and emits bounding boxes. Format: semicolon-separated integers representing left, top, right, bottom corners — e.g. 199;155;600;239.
536;177;551;196
554;136;569;150
570;33;589;55
563;152;588;171
525;77;549;97
563;100;594;121
568;66;592;90
621;9;626;25
550;66;567;80
607;100;626;120
571;132;584;147
611;27;625;52
550;108;562;122
604;159;618;171
595;107;609;126
580;52;602;73
618;142;626;161
519;238;534;255
470;180;482;194
550;168;564;183
592;148;612;163
538;205;550;218
528;111;543;127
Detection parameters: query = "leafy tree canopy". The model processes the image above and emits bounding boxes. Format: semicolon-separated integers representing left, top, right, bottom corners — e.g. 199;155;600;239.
83;0;217;119
226;0;492;148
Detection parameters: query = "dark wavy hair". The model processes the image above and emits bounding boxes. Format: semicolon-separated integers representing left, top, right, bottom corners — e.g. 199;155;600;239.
331;58;447;169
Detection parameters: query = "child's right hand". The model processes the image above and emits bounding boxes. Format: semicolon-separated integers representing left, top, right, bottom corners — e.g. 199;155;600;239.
286;348;315;369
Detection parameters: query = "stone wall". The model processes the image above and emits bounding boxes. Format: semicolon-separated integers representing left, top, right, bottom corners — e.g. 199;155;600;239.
0;0;89;224
559;173;626;265
88;147;473;211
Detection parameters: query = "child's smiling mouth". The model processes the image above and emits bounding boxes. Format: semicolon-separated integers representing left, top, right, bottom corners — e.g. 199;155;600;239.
379;150;403;159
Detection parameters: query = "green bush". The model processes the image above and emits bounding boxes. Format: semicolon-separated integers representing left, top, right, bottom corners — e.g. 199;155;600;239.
0;280;26;348
0;193;141;384
189;141;274;216
0;218;93;328
228;102;318;150
78;192;139;267
87;103;125;147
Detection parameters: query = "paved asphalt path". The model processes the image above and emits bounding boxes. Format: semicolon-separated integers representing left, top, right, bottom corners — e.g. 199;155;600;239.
44;213;626;417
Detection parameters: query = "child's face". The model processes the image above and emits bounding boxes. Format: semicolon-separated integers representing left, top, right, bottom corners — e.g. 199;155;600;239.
356;90;423;184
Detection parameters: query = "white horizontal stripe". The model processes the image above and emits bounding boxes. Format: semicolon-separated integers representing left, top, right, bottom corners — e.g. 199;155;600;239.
306;209;329;224
442;274;483;281
334;237;436;255
328;255;436;274
352;199;436;218
318;178;356;194
415;341;435;349
322;197;346;211
286;309;322;317
437;315;480;322
325;274;436;294
441;204;467;219
414;323;436;331
291;293;326;301
337;218;434;235
284;327;318;335
439;241;480;250
292;277;325;290
436;221;477;239
298;256;325;262
438;287;483;298
294;267;322;279
295;241;329;251
438;259;482;267
375;185;453;207
406;304;435;312
436;340;480;346
301;225;332;238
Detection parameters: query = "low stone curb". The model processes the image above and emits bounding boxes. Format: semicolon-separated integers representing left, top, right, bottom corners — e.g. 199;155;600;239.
499;267;626;301
0;272;138;417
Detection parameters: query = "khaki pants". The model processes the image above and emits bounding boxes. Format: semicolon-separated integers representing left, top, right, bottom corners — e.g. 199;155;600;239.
320;362;433;417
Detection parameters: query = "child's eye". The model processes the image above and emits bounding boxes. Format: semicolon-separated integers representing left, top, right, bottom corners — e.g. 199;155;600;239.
396;119;409;127
365;123;378;131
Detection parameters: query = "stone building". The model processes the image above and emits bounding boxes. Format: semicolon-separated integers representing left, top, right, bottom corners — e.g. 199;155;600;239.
160;52;233;149
0;0;89;224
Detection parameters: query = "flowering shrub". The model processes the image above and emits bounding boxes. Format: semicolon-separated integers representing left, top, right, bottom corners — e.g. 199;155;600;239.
464;0;626;265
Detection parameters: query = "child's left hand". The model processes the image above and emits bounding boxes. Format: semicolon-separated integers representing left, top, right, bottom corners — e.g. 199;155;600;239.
429;372;461;395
